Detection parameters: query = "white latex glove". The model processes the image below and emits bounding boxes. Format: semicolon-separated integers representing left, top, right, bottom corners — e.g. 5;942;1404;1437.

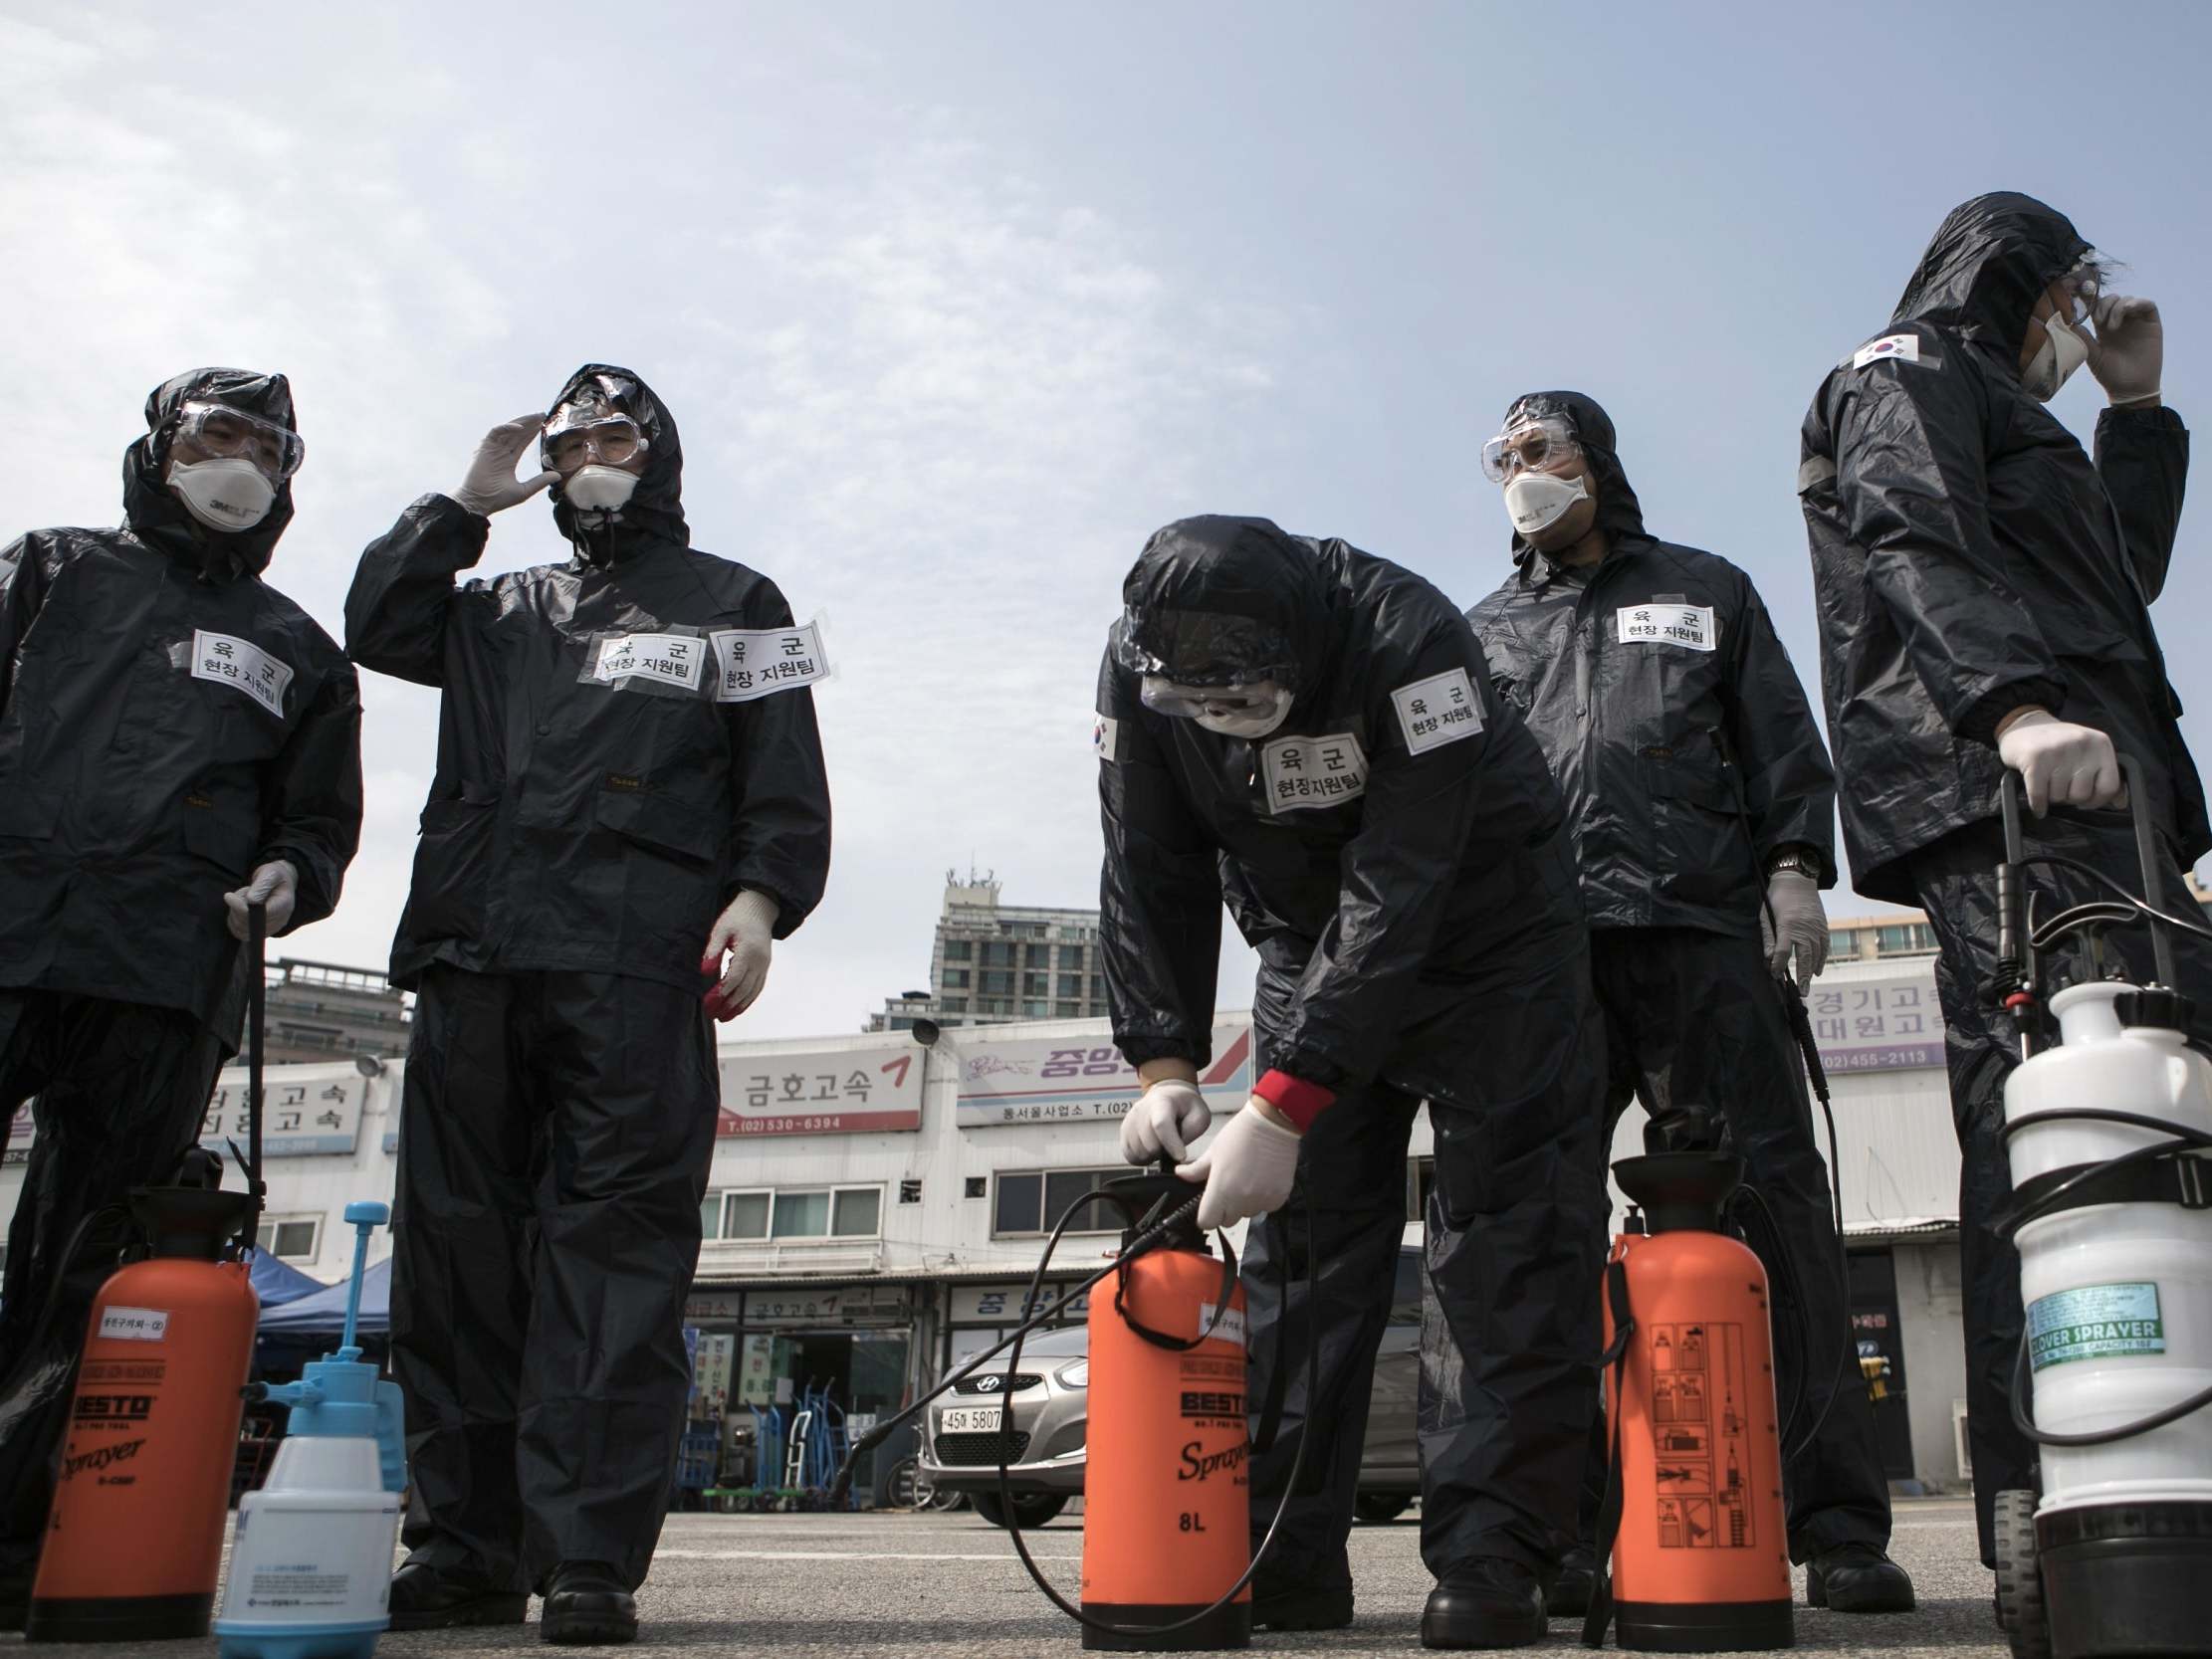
1997;708;2125;816
2086;295;2163;405
224;860;298;941
1177;1097;1303;1231
702;890;779;1022
451;414;558;517
1759;867;1829;989
1120;1078;1212;1165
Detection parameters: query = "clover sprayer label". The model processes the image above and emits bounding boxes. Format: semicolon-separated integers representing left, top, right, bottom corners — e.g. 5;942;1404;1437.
2028;1282;2165;1371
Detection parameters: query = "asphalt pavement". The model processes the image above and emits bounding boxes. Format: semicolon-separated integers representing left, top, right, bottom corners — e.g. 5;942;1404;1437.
9;1498;2009;1658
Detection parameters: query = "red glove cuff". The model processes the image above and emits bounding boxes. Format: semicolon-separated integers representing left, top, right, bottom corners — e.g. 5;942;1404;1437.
1253;1070;1336;1132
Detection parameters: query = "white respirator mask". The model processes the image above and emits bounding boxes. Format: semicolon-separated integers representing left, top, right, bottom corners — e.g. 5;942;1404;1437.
563;464;640;514
168;457;277;532
1502;470;1590;536
1194;686;1295;738
2021;311;2092;402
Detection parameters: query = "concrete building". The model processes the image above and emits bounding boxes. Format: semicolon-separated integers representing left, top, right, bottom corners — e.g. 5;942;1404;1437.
866;872;1110;1033
261;956;413;1066
1;924;1985;1499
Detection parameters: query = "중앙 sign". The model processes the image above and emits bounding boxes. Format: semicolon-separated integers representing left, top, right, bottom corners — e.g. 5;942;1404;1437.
955;1020;1253;1128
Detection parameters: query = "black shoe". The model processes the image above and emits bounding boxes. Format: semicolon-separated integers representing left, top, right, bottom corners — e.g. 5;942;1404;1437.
1423;1558;1546;1649
1806;1543;1916;1613
1250;1576;1354;1631
542;1560;638;1646
387;1560;529;1631
1545;1549;1596;1619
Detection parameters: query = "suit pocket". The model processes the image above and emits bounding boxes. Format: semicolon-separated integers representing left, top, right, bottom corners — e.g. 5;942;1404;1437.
404;794;498;942
181;805;258;880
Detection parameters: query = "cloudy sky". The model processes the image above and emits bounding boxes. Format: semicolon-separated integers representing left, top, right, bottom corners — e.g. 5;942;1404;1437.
8;2;2210;1040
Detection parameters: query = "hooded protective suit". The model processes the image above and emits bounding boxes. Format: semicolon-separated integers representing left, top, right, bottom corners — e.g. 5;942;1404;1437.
1098;516;1607;1595
347;365;831;1595
1468;393;1891;1569
1800;192;2212;1561
0;368;360;1600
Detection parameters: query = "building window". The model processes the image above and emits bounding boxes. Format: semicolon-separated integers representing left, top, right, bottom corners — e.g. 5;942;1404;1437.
978;998;1010;1015
994;1167;1127;1237
1055;1001;1079;1017
1090;975;1107;1001
1023;999;1049;1017
1876;923;1937;955
1023;972;1049;997
982;941;1015;967
255;1215;321;1261
981;970;1014;996
1057;973;1083;998
1025;943;1052;968
1060;945;1088;972
942;968;970;988
1828;930;1857;958
704;1185;883;1243
943;995;969;1012
943;939;973;962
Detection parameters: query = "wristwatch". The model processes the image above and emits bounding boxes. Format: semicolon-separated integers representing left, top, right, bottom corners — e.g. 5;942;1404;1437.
1766;849;1820;880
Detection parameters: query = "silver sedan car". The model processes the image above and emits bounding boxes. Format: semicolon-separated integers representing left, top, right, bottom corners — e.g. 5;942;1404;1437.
920;1244;1422;1528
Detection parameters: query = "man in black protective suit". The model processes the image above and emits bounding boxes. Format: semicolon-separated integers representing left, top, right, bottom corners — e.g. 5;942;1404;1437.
1100;515;1608;1650
1800;191;2212;1570
0;368;361;1622
346;365;831;1645
1465;391;1914;1615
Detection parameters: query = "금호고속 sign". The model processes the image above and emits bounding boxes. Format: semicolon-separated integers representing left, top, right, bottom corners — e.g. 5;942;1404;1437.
715;1043;925;1137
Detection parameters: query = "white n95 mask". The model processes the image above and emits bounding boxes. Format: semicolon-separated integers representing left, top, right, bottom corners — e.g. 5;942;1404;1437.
169;458;276;532
1503;471;1590;536
563;465;639;513
2022;311;2091;401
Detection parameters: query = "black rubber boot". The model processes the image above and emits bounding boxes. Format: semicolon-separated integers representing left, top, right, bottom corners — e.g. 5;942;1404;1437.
1806;1542;1916;1613
1422;1558;1546;1650
1545;1549;1596;1619
542;1560;639;1646
1251;1572;1354;1631
387;1561;529;1632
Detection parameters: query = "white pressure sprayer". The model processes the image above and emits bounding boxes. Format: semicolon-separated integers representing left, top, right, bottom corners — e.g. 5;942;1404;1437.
214;1201;406;1659
1990;759;2212;1659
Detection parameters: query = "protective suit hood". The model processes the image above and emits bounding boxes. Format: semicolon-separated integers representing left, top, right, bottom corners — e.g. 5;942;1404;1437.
546;362;688;560
1501;390;1647;569
122;367;298;581
1117;515;1334;697
1890;191;2092;365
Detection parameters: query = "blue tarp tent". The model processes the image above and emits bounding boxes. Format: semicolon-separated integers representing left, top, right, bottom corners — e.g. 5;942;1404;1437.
246;1248;329;1309
257;1256;391;1340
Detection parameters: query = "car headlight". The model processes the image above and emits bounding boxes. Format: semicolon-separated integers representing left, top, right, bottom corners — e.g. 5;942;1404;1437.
1055;1359;1089;1388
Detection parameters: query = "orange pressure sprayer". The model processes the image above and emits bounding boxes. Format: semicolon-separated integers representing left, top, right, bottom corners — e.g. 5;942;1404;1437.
1076;1170;1251;1650
1585;1152;1793;1653
24;904;272;1644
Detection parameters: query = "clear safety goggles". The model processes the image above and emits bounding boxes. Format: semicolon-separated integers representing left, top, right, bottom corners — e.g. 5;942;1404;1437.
1479;416;1579;484
1110;605;1298;690
173;401;305;480
541;410;649;474
1139;678;1286;721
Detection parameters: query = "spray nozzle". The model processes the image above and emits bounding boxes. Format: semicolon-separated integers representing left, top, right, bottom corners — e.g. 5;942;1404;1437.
335;1201;390;1360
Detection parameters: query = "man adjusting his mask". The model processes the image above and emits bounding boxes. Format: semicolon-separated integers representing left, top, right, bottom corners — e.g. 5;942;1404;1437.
346;366;831;1645
1098;516;1607;1650
0;369;361;1623
1466;393;1911;1617
1800;192;2212;1577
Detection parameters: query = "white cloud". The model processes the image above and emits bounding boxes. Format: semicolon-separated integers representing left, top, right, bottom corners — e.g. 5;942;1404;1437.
1;34;1284;1033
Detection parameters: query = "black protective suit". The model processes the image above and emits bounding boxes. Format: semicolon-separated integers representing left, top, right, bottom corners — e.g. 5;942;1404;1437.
1799;192;2209;1559
347;366;831;1593
1097;516;1608;1592
0;368;361;1594
1466;392;1889;1564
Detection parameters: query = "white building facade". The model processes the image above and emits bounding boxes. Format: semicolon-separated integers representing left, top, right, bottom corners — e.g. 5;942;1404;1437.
0;947;1972;1494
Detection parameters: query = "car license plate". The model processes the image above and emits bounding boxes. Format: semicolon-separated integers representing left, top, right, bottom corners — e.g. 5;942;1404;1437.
940;1406;1003;1434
